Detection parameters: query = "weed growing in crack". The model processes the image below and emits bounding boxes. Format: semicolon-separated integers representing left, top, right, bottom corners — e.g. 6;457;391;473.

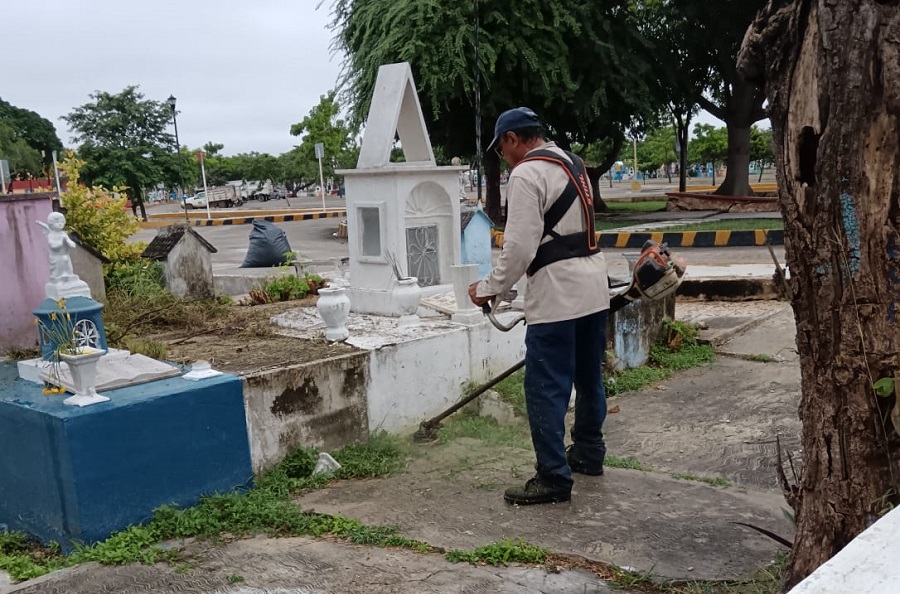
605;455;653;472
672;473;731;487
446;538;548;566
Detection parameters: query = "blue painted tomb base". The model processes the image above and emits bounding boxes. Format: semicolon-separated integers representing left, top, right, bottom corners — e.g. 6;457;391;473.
0;362;253;549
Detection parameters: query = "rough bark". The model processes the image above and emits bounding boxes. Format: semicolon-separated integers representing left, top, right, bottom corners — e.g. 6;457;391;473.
739;1;900;590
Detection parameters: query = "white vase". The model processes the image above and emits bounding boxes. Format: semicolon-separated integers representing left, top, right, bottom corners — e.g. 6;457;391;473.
393;277;422;326
60;349;110;407
316;286;351;341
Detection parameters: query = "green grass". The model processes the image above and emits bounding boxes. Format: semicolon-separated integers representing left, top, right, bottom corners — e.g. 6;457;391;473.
0;432;419;583
671;473;731;488
606;455;652;472
650;219;782;233
605;200;668;213
438;411;531;449
493;371;527;417
446;538;548;566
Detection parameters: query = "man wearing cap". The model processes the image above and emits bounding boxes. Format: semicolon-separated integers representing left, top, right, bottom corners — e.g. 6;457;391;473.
468;107;610;505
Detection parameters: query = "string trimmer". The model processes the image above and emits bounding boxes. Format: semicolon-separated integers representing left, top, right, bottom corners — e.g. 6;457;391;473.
412;240;686;442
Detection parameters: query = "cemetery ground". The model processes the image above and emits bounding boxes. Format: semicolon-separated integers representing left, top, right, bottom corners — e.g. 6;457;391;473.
1;300;798;594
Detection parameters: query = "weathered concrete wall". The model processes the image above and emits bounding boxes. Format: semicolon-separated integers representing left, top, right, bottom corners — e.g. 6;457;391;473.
166;236;215;299
608;296;675;370
466;318;527;382
367;327;471;433
242;351;370;473
70;245;106;303
0;194;53;351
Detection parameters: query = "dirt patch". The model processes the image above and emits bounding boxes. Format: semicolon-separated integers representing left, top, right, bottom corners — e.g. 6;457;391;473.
146;298;358;374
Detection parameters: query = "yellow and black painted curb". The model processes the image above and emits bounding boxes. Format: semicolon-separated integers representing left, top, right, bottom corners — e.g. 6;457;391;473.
141;209;346;229
491;228;783;249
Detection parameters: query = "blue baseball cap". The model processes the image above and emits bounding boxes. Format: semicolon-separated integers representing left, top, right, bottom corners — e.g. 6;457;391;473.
487;107;542;152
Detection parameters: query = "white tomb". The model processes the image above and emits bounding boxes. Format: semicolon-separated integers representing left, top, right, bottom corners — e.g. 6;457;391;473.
338;62;468;316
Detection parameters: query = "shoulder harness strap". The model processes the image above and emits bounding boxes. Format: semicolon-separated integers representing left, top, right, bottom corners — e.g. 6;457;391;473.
517;149;600;276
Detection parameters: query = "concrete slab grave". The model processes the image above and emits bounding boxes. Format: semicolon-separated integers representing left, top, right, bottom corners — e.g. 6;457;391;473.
0;362;253;550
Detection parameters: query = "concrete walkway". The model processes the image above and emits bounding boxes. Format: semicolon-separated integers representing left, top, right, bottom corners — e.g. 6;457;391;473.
4;301;798;593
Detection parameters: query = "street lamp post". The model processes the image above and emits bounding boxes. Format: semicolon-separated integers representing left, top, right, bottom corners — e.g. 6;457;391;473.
167;95;188;222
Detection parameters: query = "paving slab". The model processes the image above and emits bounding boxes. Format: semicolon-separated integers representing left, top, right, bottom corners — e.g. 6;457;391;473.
6;536;611;594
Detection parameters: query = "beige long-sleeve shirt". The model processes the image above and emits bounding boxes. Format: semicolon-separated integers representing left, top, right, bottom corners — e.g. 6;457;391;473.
476;142;610;324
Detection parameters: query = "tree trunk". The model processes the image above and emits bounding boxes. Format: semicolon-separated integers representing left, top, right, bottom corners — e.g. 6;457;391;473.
484;149;503;225
675;114;691;193
585;167;609;213
715;122;752;196
740;1;900;590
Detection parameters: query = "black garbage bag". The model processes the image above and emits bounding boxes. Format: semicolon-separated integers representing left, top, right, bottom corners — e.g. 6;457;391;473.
240;219;293;267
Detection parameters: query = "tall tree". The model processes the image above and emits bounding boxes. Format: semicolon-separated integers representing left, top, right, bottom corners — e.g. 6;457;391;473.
689;123;729;181
0;98;63;177
289;91;357;189
637;0;709;192
673;0;768;196
740;1;900;589
63;86;178;220
0;122;43;179
328;0;657;220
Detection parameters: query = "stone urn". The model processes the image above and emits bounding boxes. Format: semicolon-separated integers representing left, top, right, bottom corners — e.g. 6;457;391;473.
393;277;421;326
60;348;110;407
316;286;351;342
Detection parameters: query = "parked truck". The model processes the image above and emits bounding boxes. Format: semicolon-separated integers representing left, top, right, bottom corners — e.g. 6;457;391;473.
182;185;243;209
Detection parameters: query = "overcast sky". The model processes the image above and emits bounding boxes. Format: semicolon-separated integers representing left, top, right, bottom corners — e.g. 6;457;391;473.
4;1;736;159
4;0;344;157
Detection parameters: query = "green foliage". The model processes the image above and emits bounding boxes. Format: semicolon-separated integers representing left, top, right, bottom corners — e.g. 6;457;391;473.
493;370;527;417
104;260;166;296
690;124;729;167
0;97;63;177
62;86;181;202
245;273;324;305
329;0;656;162
873;377;895;398
102;265;229;344
650;343;715;371
445;538;548;566
58;153;144;263
0;121;43;178
289;92;357;183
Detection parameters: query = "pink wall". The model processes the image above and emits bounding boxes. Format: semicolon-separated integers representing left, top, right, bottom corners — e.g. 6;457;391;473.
0;193;53;351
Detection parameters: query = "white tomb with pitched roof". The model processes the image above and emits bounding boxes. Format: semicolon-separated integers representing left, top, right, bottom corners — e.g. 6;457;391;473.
337;62;468;316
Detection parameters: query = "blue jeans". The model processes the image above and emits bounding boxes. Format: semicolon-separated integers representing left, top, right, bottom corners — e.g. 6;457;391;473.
524;310;608;485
